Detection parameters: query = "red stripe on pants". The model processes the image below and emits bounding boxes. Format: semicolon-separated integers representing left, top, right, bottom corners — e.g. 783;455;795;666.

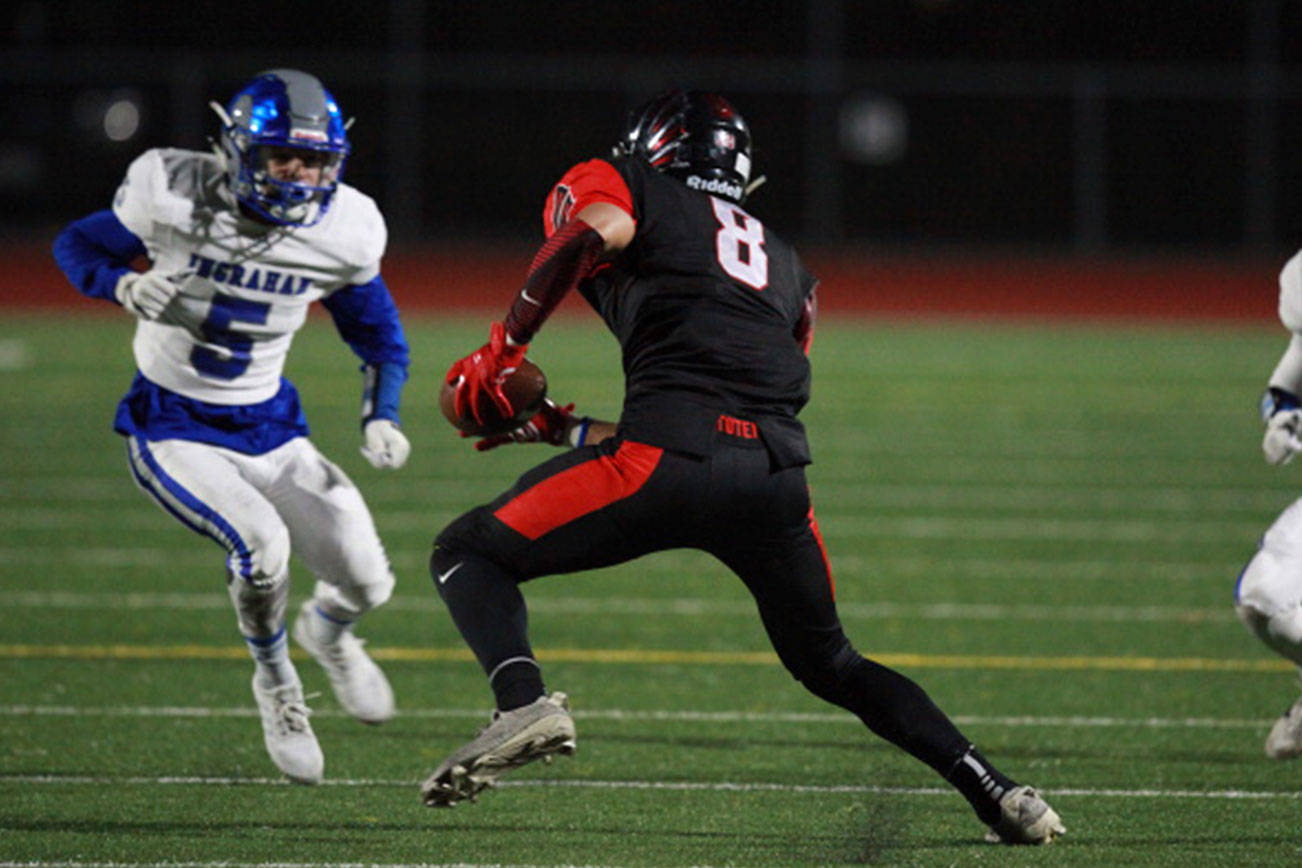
493;441;664;541
808;498;836;601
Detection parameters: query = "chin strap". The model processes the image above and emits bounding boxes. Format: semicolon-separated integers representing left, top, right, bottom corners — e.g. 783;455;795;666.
209;100;233;129
208;101;237;189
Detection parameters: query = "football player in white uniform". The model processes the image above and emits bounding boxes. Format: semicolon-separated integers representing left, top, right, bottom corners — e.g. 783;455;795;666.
1238;251;1302;759
51;69;411;784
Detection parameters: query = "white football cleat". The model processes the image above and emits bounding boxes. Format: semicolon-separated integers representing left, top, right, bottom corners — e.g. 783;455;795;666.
252;676;323;785
421;691;576;807
1264;690;1302;759
984;785;1066;845
292;600;395;725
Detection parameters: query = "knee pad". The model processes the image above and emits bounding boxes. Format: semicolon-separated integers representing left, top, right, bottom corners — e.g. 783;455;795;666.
310;564;395;619
1237;596;1302;647
430;544;458;576
1236;601;1277;656
1238;600;1302;665
434;512;477;559
1236;551;1302;662
1236;549;1302;615
356;570;395;610
229;523;290;590
325;569;390;616
431;515;513;596
434;507;514;564
829;637;862;680
781;631;858;700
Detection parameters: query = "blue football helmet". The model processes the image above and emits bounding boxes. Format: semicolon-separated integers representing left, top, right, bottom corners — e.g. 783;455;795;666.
213;69;350;227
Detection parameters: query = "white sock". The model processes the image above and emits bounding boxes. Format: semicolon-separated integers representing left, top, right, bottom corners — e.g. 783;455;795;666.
306;602;353;646
245;624;297;688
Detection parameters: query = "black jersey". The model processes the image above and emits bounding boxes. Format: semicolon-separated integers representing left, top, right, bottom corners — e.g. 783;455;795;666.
543;156;818;468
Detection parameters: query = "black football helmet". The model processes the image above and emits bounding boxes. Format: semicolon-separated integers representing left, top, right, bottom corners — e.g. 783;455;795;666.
615;88;754;204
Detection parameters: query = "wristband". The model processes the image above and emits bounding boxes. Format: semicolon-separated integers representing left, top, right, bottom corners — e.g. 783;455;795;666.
568;417;592;448
362;361;407;426
1261;387;1301;423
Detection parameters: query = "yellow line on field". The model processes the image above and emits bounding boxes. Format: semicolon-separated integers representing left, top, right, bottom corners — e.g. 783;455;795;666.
0;644;474;663
0;644;1291;673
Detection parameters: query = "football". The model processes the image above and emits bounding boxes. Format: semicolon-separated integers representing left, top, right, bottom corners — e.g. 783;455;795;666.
440;358;547;437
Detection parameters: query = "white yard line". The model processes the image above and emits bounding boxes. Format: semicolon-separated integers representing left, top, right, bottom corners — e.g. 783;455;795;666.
0;508;1267;543
3;477;1285;507
0;547;1242;584
829;515;1264;544
0;774;1296;800
0;589;1233;624
4;644;1284;672
0;704;1270;729
832;555;1237;582
816;481;1291;514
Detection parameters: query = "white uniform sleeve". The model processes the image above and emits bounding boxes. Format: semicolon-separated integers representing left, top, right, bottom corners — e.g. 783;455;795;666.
326;185;387;288
111;149;165;246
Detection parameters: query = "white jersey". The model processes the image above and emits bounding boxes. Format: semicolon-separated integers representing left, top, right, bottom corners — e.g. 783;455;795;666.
112;148;387;404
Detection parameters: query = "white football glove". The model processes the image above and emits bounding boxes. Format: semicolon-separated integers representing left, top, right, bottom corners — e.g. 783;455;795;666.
361;418;410;469
114;270;182;320
1263;409;1302;465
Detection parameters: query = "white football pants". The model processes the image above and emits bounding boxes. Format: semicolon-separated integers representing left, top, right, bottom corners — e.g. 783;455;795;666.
1237;497;1302;667
125;434;395;638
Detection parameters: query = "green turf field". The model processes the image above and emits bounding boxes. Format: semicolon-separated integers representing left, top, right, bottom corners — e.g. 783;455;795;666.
2;310;1300;867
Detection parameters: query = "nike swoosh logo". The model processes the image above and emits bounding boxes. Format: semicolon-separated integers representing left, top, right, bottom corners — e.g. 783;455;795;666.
437;562;464;585
520;288;542;306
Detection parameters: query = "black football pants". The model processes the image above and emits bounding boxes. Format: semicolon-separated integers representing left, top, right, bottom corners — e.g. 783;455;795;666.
431;434;973;778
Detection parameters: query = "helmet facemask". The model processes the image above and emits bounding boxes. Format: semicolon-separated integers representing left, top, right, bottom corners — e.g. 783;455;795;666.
233;137;345;226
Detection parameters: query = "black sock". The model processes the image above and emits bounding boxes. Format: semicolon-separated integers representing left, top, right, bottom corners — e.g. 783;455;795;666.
768;633;1017;826
819;651;1014;824
431;547;541;708
491;658;545;711
945;746;1017;825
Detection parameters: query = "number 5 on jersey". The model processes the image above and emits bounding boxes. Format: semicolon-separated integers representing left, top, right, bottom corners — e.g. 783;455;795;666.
191;293;271;380
711;198;768;290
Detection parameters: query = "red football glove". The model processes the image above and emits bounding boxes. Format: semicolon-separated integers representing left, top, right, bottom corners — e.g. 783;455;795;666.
443;321;528;426
472;399;577;452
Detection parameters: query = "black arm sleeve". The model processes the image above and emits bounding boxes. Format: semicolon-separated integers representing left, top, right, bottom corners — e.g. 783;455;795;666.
503;218;604;344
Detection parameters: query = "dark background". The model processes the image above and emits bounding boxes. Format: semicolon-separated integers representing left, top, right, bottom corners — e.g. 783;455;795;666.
4;0;1301;256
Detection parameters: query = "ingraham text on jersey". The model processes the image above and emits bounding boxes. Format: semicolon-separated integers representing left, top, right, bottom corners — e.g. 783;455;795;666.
187;253;314;296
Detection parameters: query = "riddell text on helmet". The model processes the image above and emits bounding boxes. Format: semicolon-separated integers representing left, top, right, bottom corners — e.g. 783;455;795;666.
684;175;743;201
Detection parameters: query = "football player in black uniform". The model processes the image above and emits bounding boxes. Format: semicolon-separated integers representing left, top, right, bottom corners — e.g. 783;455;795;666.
423;89;1065;844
